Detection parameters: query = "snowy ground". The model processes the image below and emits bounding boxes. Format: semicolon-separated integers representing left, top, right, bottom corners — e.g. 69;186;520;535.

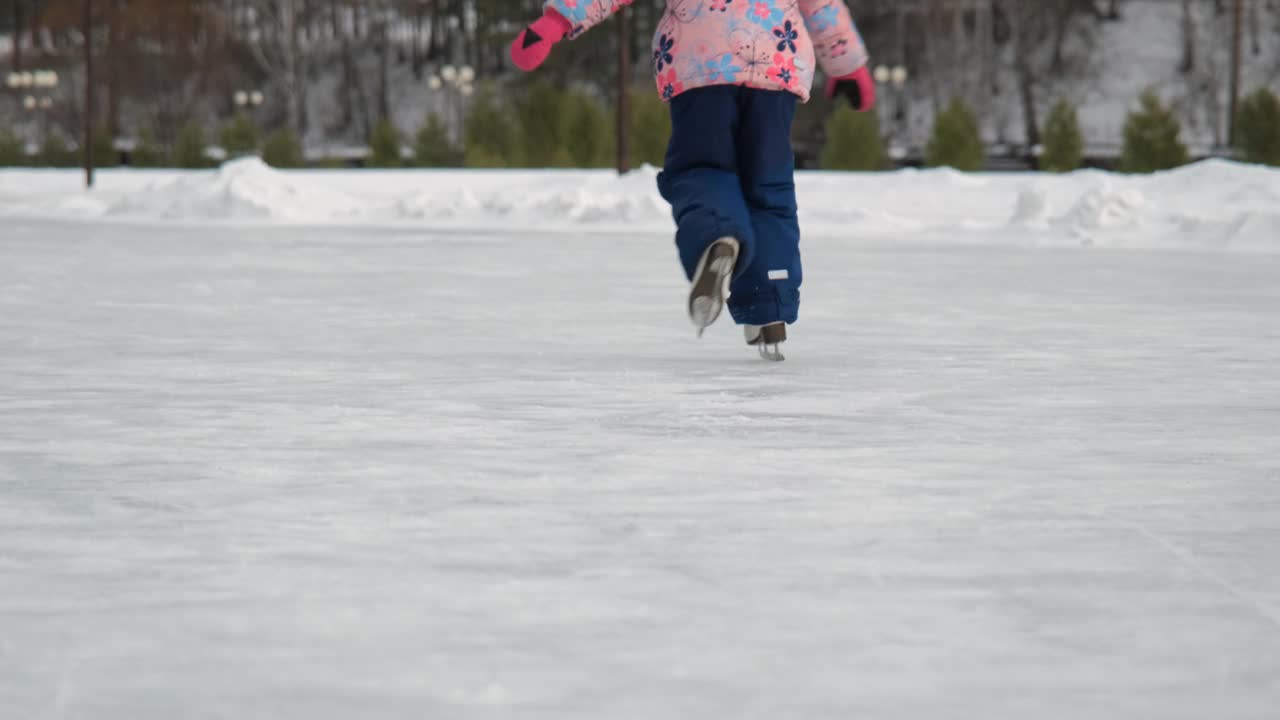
2;164;1280;718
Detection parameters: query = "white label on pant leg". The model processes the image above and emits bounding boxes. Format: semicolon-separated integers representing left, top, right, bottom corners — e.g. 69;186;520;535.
768;269;789;281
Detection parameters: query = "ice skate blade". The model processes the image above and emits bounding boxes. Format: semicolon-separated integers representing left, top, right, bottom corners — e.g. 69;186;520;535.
757;343;786;362
690;295;720;337
745;322;786;361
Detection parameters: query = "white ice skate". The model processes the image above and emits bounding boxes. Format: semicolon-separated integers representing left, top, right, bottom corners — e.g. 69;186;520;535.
687;237;740;337
745;322;786;362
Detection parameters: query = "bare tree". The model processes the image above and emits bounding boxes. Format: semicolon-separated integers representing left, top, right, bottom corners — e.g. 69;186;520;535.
11;0;26;71
999;0;1098;147
1248;0;1261;55
1181;0;1197;74
247;0;309;137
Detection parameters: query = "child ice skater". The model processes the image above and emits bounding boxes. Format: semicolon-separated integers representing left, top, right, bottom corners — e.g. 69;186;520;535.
511;0;874;361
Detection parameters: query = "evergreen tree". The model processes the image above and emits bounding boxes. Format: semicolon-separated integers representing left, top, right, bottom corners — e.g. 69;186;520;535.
93;127;120;168
465;88;520;167
820;105;886;170
414;113;461;167
516;80;572;167
1040;99;1083;172
1235;88;1280;166
0;128;23;166
221;112;261;158
629;87;671;167
131;129;166;167
263;128;304;168
1120;91;1188;173
174;122;209;169
41;133;78;168
564;92;611;168
926;97;984;171
368;119;403;168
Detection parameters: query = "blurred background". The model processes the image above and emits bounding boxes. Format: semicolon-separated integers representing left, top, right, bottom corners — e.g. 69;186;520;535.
1;0;1278;175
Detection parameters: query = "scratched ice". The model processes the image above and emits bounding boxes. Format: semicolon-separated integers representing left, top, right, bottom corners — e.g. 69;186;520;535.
2;168;1280;718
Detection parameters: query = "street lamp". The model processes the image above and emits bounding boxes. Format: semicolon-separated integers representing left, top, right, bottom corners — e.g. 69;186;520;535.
874;64;910;159
7;68;60;148
873;64;908;91
234;89;265;109
428;64;475;146
5;69;58;108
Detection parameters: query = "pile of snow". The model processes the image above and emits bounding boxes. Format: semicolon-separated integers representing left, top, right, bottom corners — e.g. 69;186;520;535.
1010;186;1052;229
106;157;366;222
1057;183;1147;237
394;165;668;225
486;165;668;223
2;158;1279;251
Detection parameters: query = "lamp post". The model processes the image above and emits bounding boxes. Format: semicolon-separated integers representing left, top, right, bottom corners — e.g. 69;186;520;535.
6;69;59;152
234;89;265;111
873;64;910;160
428;64;475;148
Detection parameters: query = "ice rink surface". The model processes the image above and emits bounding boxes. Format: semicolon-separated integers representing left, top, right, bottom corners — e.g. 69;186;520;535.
2;212;1279;718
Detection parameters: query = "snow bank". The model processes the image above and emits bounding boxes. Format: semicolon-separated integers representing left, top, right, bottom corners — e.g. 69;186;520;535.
1057;183;1147;236
394;164;668;225
106;157;366;222
2;158;1279;251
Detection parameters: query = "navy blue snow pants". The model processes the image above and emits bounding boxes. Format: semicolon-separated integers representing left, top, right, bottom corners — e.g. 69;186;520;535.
657;85;801;326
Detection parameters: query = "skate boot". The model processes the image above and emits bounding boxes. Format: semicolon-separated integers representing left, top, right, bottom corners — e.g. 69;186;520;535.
687;237;740;337
745;322;786;362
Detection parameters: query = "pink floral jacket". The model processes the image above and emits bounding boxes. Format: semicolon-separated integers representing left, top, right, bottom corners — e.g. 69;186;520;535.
545;0;869;102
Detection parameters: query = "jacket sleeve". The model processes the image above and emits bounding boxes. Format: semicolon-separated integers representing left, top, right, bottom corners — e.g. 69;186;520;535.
799;0;870;78
544;0;634;37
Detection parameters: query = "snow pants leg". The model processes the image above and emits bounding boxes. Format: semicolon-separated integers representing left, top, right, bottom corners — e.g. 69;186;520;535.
657;85;802;326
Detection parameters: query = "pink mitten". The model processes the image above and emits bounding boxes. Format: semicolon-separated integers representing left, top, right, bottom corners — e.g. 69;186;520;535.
510;9;573;72
825;66;876;112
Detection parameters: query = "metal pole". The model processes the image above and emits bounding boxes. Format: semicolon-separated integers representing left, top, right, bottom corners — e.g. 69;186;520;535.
84;0;95;187
1228;0;1243;147
616;7;630;174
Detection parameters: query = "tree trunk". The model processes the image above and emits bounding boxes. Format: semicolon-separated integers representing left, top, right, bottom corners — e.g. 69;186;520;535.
105;0;118;135
952;2;967;100
1017;56;1039;147
330;0;351;132
922;10;943;112
341;31;357;133
616;5;630;174
427;0;439;62
1050;1;1074;73
1009;5;1040;147
1179;0;1196;74
351;33;371;140
291;0;308;135
1229;0;1242;146
412;1;424;79
84;0;95;188
895;0;906;67
1248;0;1260;55
376;18;390;123
13;0;24;71
983;0;997;96
281;0;302;138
